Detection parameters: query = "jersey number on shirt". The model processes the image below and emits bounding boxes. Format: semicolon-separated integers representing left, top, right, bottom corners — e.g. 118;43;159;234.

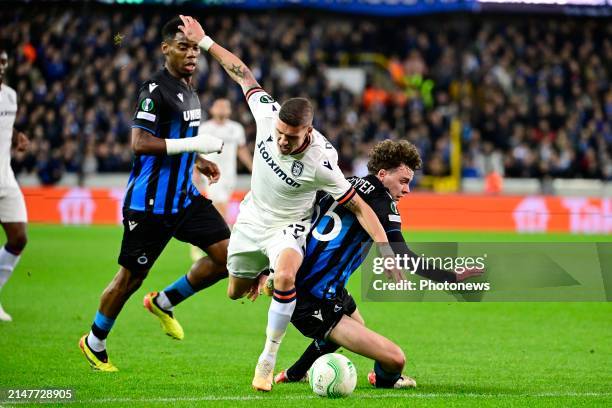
311;203;343;242
284;223;307;240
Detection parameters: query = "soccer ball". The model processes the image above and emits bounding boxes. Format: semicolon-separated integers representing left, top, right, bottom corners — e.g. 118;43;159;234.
308;353;357;398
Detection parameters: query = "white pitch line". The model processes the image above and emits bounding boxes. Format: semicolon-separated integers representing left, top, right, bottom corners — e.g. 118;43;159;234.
2;392;610;404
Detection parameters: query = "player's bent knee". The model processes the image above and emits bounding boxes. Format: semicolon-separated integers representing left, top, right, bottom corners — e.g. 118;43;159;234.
273;269;296;290
387;346;406;372
120;268;148;293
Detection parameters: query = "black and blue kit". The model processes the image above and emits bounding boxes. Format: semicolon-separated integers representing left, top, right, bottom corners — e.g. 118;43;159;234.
118;68;230;271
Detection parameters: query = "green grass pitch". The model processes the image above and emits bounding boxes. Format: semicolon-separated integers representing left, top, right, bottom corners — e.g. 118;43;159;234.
0;225;610;407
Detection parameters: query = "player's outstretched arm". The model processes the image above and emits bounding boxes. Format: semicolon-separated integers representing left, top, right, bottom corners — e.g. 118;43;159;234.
178;15;260;93
344;195;405;282
385;229;457;283
385;229;484;282
344;194;388;243
131;128;223;156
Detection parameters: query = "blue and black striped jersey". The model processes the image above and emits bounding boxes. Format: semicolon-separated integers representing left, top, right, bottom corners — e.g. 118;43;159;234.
296;175;402;300
125;69;202;214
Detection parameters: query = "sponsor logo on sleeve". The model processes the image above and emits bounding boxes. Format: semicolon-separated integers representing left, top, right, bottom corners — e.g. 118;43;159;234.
260;94;275;103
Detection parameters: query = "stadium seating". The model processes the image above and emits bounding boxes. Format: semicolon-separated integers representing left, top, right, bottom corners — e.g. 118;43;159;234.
1;6;610;184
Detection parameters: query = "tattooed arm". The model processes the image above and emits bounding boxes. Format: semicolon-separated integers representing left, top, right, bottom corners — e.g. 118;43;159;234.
178;15;260;93
208;43;260;93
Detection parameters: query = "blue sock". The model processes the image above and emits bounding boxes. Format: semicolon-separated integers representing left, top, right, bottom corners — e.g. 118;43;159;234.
91;311;115;340
373;361;401;388
162;275;196;307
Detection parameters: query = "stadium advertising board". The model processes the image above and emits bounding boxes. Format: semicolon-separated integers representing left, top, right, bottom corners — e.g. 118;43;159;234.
22;187;612;234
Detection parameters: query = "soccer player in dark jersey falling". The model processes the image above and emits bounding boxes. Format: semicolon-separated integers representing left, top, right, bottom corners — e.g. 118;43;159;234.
272;140;484;388
79;17;232;372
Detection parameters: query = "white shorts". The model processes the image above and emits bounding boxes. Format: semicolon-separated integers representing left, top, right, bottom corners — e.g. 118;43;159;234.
0;188;28;223
227;220;310;279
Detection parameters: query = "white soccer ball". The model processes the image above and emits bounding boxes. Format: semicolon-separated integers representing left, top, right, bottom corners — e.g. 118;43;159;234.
308;353;357;398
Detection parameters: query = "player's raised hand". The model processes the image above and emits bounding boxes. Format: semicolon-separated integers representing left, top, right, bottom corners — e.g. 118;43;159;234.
456;267;485;282
178;15;206;43
196;156;221;184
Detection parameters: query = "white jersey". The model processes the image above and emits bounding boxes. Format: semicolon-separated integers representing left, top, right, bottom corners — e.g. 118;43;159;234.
0;84;18;189
201;118;246;187
237;87;354;229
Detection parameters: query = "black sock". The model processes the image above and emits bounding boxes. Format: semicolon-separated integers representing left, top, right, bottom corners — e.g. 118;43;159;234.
373;361;401;388
84;336;109;363
91;322;110;340
286;339;340;381
153;294;174;317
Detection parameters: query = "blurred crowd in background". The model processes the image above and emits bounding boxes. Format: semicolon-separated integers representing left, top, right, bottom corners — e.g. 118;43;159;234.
1;4;611;185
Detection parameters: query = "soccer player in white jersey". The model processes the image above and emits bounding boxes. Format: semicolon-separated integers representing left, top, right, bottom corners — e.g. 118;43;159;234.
191;98;252;260
201;98;252;214
0;50;29;322
178;16;402;391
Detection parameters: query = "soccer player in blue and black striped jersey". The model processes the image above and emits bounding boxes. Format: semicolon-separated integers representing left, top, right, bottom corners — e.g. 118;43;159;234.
79;17;232;372
273;140;483;388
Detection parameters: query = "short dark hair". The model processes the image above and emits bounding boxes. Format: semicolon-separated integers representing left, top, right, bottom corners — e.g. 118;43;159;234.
279;98;313;127
367;140;422;174
162;17;183;42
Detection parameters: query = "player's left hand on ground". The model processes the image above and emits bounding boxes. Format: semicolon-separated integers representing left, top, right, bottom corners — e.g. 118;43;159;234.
178;15;206;43
378;244;406;283
380;254;406;283
16;132;29;152
385;263;407;283
196;157;221;184
456;267;485;282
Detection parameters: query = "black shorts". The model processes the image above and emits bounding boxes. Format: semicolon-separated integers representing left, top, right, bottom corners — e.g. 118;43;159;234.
291;288;357;341
118;195;230;271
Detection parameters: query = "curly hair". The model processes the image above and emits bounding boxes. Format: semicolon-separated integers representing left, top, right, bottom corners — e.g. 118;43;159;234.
367;140;422;174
